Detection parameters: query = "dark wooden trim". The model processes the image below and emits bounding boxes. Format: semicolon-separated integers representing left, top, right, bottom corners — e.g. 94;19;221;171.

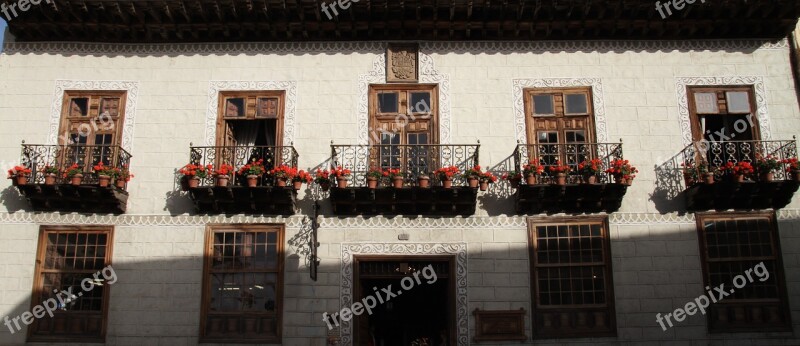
27;225;114;343
686;85;760;142
368;83;439;145
522;86;596;150
215;90;286;148
526;216;617;339
199;224;285;344
58;90;127;146
694;211;792;333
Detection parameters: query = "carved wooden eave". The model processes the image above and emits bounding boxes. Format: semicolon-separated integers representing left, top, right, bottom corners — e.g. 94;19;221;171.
2;0;799;42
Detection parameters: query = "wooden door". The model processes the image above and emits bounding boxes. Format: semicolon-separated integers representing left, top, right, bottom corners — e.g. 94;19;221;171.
524;87;595;166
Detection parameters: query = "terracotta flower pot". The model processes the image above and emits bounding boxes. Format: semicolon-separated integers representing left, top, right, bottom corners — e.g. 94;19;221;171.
733;173;745;183
417;176;430;188
442;179;453;189
367;177;379;189
70;174;84;186
216;175;230;187
703;173;714;185
337;177;348;188
97;174;111;187
479;181;489;191
614;175;631;185
188;177;201;189
555;173;567;186
525;174;537;185
467;177;479;188
392;177;404;188
115;179;127;189
583;174;597;184
760;172;774;182
15;175;28;186
293;180;303;190
44;174;57;185
320;181;331;191
276;177;288;187
246;175;259;187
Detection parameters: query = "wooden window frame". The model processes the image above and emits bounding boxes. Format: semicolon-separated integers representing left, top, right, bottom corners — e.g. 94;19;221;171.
28;226;114;343
368;84;439;145
215;91;286;148
695;211;792;333
200;224;285;344
686;85;760;142
58;91;127;146
527;216;617;339
523;87;596;147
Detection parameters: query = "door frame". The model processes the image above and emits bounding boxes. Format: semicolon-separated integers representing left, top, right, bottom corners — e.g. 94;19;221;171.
215;90;286;148
352;255;456;345
686;85;760;142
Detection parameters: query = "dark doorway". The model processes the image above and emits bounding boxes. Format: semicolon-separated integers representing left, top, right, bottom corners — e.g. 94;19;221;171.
354;257;455;346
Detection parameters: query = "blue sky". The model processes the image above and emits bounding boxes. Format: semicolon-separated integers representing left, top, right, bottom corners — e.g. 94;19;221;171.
0;18;5;50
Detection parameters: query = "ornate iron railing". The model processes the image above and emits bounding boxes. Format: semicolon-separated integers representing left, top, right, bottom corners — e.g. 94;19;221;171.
20;143;132;185
512;142;624;184
187;145;299;186
676;139;798;185
330;143;480;187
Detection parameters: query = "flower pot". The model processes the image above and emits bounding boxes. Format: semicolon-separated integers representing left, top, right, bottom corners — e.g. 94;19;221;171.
733;173;745;183
555;173;567;186
683;172;695;187
479;181;489;191
760;172;774;182
614;175;632;186
188;177;201;189
320;181;331;191
97;174;111;187
417;176;430;188
44;174;57;185
276;177;288;187
525;175;537;185
703;173;714;185
468;177;479;188
442;179;453;189
70;174;84;186
392;177;404;188
367;177;379;189
246;175;259;187
792;171;800;182
582;174;597;184
15;175;28;186
115;179;126;189
337;177;348;188
216;175;230;187
293;180;303;190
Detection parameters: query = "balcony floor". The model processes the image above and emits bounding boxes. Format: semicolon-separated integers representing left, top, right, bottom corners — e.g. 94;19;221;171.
514;183;628;214
188;186;297;215
16;184;129;214
329;187;478;216
685;180;799;211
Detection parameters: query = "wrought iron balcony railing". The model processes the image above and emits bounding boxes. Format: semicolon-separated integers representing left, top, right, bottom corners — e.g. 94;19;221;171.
330;143;480;187
512;142;624;184
20;143;132;186
676;139;798;186
187;145;299;187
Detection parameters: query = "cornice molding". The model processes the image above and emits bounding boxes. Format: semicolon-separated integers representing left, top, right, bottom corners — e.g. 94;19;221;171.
2;39;788;56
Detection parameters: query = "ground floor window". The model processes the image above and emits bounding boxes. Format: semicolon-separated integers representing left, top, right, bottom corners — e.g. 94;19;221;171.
200;224;284;343
528;217;616;338
28;226;113;342
696;212;791;332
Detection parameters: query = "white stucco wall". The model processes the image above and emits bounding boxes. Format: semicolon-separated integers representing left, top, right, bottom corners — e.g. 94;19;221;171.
0;40;799;345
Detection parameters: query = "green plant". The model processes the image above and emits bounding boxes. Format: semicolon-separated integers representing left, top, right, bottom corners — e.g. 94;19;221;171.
754;155;781;174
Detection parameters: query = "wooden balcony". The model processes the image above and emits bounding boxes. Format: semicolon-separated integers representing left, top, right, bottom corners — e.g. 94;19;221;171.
512;142;628;214
675;140;799;211
14;143;131;214
184;145;299;215
328;143;480;216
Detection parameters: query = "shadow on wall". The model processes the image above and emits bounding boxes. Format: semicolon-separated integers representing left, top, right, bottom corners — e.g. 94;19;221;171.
650;152;689;215
0;185;31;213
0;216;799;344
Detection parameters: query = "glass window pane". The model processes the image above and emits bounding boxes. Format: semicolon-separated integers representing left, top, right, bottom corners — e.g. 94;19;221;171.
378;92;399;113
694;92;719;113
225;98;245;117
726;91;751;113
99;98;120;117
538;132;558;144
70;98;89;117
564;94;588;114
409;92;431;113
533;94;555;115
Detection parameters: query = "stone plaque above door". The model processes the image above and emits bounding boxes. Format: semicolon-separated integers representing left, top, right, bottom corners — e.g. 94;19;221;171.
386;43;419;83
